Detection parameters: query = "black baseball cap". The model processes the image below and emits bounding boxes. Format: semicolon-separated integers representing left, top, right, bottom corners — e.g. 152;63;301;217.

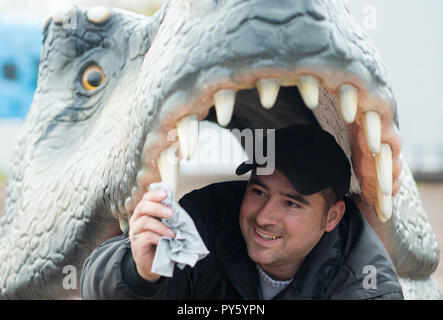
235;124;351;199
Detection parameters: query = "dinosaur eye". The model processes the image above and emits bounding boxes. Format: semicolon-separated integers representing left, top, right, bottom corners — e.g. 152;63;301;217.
82;65;105;91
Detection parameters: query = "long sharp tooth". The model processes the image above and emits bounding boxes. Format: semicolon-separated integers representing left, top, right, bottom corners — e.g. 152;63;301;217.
119;218;129;233
339;84;358;123
375;143;393;196
363;111;381;154
157;146;179;194
257;78;280;109
214;89;236;127
124;197;135;213
375;185;392;223
177;115;199;160
298;75;319;109
131;186;144;204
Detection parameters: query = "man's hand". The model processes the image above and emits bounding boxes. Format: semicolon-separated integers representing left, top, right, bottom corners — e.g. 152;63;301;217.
129;189;175;283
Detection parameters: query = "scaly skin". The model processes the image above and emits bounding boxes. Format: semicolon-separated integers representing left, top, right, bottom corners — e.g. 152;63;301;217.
0;0;440;299
0;7;160;299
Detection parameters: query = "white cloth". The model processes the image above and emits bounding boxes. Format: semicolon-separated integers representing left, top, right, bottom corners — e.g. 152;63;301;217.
150;182;210;277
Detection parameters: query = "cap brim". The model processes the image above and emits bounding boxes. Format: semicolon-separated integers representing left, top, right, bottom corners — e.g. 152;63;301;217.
235;160;330;196
235;162;256;176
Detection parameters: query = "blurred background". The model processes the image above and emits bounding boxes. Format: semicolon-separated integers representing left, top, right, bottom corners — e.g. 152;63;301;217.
0;0;442;290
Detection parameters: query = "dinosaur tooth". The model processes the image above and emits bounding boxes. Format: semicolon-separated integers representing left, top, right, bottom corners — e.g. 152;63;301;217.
363;111;381;154
177;115;199;161
298;75;319;109
136;169;150;189
157;146;180;195
86;6;112;24
257;78;280;109
119;218;129;233
375;143;393;196
338;84;358;123
131;186;144;205
214;89;236;127
110;202;118;218
375;184;392;222
124;197;135;214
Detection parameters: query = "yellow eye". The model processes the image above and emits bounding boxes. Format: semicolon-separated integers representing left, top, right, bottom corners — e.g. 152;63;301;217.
82;65;105;91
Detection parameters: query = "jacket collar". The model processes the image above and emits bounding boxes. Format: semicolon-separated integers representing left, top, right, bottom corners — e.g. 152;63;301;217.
215;216;260;300
275;227;345;299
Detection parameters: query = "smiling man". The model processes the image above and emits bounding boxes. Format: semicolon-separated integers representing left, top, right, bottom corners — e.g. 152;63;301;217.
81;125;404;300
239;171;343;283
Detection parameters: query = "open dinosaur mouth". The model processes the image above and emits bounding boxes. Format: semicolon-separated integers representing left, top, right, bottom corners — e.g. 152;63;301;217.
121;69;402;227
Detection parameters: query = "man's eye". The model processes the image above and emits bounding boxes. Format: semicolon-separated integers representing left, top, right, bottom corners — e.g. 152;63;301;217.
251;188;265;197
286;200;301;209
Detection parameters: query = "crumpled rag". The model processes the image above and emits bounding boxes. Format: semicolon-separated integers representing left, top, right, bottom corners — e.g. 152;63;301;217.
150;182;210;277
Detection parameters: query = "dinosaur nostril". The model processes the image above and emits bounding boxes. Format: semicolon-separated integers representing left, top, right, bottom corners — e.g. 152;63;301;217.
86;7;112;25
53;5;77;26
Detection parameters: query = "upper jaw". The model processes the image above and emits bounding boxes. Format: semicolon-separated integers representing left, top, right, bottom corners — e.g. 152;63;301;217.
118;0;402;225
146;0;398;121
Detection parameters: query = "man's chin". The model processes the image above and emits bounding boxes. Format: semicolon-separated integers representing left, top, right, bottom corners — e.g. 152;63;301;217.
248;249;269;266
246;238;278;266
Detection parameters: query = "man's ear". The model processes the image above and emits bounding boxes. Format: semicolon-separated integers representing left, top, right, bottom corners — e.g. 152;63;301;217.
324;200;346;232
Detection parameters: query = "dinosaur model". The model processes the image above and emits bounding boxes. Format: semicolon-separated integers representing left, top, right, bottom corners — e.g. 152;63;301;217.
0;0;440;299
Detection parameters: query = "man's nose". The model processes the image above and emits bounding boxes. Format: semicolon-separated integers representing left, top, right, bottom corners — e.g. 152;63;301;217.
255;199;278;226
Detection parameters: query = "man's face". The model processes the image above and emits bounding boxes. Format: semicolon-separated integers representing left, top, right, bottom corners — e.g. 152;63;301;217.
239;169;330;280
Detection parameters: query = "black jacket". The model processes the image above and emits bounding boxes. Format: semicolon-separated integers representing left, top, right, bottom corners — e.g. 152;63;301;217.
80;181;404;300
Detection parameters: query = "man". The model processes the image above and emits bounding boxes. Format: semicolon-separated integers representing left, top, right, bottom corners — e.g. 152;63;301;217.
80;124;404;299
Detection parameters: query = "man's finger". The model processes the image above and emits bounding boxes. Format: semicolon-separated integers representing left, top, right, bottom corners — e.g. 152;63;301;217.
131;215;175;239
142;189;167;202
131;200;174;222
130;229;163;248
